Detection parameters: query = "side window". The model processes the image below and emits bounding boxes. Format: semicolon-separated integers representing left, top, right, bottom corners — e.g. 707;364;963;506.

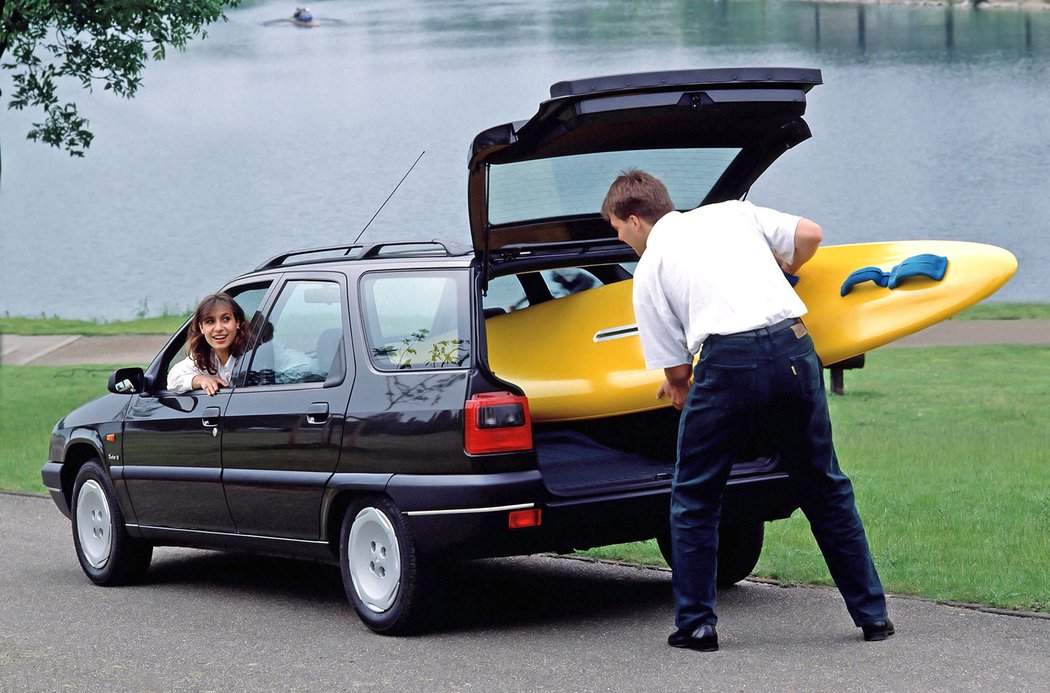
484;274;529;314
361;271;470;371
234;286;270;325
246;280;344;386
543;268;599;298
482;267;606;314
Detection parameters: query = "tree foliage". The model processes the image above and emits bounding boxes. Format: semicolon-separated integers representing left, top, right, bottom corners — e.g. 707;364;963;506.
0;0;239;157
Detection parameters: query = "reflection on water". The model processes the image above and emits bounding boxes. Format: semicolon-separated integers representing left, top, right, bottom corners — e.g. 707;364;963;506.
2;0;1049;319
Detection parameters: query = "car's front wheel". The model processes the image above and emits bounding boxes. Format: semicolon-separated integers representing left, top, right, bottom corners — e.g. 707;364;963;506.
339;496;423;635
71;460;152;585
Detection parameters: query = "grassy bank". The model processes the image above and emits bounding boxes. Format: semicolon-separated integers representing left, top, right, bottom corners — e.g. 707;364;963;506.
587;345;1050;613
0;314;189;335
3;345;1048;613
954;302;1050;320
0;365;117;493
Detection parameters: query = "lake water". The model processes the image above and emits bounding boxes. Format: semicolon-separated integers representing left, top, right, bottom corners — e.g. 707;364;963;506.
2;0;1049;319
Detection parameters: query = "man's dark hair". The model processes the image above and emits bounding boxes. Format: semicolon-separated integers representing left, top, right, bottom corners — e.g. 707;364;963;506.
601;169;675;224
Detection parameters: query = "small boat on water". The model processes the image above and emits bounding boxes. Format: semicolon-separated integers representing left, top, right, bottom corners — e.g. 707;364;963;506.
291;6;319;27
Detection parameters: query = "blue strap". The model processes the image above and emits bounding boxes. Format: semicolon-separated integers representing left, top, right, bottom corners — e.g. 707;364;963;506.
782;270;799;287
887;253;948;289
839;266;889;296
840;254;948;296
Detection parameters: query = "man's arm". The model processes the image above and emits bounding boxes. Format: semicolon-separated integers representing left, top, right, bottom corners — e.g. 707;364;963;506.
779;218;823;275
657;363;693;411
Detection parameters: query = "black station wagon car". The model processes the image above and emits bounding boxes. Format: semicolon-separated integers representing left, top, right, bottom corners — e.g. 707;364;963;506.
44;67;823;634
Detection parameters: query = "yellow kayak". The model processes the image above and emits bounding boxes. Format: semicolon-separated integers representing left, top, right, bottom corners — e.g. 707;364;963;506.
486;240;1017;422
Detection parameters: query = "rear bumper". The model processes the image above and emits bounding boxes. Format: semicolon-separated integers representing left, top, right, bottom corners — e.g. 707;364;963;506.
387;470;797;560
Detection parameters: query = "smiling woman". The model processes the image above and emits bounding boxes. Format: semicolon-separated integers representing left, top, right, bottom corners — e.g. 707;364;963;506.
167;293;250;396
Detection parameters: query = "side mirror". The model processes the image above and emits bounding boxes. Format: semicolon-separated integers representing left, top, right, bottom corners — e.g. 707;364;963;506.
108;367;145;395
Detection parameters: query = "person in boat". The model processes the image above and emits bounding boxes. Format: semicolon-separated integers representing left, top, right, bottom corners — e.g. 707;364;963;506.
292;6;314;23
601;169;893;652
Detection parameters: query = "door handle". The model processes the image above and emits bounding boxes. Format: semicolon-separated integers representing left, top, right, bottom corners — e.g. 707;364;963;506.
202;405;221;428
306;402;329;425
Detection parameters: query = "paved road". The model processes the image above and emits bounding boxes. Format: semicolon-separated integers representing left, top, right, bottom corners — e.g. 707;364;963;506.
3;493;1049;692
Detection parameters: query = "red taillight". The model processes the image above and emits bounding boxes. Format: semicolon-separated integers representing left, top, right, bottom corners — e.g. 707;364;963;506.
508;508;542;529
464;392;532;455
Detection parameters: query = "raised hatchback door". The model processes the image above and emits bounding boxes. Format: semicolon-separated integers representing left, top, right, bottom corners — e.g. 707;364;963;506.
467;67;822;281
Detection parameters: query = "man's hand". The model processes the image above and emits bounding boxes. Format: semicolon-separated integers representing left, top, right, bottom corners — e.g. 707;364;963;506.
658;364;693;411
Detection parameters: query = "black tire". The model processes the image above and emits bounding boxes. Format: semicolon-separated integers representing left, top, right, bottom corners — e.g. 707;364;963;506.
70;460;153;585
339;496;423;635
655;524;674;567
655;521;765;587
715;521;764;587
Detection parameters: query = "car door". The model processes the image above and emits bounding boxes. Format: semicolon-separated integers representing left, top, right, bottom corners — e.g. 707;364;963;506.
221;274;352;539
120;283;272;531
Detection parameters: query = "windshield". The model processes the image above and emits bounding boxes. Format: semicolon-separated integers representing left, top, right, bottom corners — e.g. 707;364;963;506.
487;148;741;225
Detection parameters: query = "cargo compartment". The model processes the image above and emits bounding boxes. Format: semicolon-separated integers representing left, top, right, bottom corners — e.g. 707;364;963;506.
533;408;679;497
481;269;780;500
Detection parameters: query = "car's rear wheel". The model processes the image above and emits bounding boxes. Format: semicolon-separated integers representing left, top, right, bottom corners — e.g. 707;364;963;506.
714;521;764;587
339;496;423;635
71;460;152;585
656;520;764;587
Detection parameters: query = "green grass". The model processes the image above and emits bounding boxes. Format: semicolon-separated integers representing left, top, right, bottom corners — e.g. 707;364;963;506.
580;345;1050;613
0;314;189;335
3;346;1049;612
954;302;1050;320
0;365;119;494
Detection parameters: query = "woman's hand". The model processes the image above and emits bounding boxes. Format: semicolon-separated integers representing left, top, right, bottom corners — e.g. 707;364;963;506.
193;374;229;396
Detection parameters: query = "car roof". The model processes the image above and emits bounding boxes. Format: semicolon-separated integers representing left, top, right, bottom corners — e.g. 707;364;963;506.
467;67;822;283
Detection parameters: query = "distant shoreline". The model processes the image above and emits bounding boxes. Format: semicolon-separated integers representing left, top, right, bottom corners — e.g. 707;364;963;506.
805;0;1050;9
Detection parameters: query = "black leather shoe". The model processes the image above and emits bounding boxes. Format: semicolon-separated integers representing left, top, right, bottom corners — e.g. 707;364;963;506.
668;624;719;651
861;619;896;642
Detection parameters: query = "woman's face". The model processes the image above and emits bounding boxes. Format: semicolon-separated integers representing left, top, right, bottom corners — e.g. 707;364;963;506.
198;303;240;360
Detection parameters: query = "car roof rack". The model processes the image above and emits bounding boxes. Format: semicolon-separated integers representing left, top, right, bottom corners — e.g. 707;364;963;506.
255;239;472;271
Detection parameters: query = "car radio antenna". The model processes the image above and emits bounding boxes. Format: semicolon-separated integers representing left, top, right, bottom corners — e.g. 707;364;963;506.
353;150;426;244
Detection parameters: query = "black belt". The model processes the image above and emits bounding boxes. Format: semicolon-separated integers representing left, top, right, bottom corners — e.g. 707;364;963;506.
713;317;801;340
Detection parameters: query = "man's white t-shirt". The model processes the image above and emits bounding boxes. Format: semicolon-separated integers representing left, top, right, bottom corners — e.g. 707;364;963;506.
632;200;808;370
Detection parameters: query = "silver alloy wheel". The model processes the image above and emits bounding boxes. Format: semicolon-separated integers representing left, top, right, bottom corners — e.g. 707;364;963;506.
76;479;112;569
347;506;402;613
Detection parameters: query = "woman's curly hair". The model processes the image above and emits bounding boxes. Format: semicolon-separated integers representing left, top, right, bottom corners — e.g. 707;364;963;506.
186;293;249;374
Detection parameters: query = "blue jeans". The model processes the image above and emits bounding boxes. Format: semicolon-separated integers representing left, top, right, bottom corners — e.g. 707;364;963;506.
671;323;887;630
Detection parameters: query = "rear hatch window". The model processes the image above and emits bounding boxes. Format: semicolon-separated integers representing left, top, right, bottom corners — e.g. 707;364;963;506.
487;148;740;226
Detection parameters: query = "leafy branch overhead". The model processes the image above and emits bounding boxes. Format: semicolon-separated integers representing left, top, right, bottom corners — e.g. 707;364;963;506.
0;1;239;156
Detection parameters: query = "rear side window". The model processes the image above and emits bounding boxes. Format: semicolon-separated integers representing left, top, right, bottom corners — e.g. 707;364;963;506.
483;263;636;314
360;271;471;370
